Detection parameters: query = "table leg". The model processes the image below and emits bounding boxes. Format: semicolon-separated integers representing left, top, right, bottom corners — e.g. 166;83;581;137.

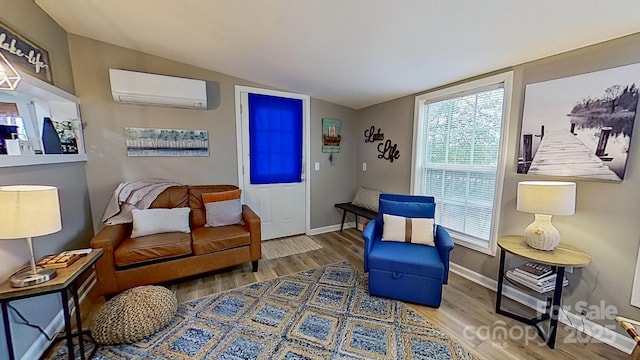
340;210;347;231
71;284;86;360
61;290;74;360
1;301;15;360
547;266;566;349
495;249;506;312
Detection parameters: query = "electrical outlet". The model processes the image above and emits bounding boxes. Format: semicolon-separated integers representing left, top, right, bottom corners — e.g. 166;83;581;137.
566;266;573;273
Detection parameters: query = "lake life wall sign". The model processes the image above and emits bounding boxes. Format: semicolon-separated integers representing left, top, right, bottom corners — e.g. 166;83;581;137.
0;22;52;83
125;127;209;157
518;63;640;181
363;125;400;163
364;125;384;142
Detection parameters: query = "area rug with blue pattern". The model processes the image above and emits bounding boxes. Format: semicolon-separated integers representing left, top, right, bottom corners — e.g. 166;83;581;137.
57;261;479;359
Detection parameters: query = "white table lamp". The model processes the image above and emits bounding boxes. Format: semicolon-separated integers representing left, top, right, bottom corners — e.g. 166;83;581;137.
0;185;62;287
517;181;576;251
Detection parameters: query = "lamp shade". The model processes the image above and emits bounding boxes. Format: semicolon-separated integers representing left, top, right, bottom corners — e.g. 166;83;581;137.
517;181;576;216
0;185;61;239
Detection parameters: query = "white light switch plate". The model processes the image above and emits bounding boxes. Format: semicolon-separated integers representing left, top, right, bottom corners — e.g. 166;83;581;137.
314;162;320;171
362;162;367;171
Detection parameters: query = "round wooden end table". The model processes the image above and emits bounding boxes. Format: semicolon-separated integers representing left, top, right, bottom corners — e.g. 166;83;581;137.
495;235;591;349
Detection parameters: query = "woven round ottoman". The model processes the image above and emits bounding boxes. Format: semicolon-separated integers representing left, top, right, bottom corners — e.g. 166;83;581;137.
90;285;177;345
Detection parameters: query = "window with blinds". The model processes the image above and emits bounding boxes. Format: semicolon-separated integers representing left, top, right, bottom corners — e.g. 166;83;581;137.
412;72;513;254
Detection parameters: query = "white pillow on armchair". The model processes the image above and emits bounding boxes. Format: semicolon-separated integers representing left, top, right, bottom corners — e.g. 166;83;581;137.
381;213;435;246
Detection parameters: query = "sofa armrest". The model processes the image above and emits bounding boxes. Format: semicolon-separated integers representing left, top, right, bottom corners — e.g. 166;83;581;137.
90;223;130;296
242;205;262;261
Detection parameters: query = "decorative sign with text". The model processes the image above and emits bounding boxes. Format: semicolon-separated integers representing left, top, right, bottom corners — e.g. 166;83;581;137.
364;125;384;142
377;139;400;162
363;125;400;163
0;22;52;83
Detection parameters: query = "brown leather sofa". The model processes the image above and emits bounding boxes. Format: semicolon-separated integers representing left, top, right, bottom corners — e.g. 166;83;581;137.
90;185;261;297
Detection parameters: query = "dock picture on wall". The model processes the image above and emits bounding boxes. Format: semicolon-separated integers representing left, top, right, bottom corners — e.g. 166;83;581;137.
517;63;640;181
125;127;209;157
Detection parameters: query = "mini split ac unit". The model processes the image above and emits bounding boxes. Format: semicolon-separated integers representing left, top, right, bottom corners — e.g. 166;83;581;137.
109;69;207;109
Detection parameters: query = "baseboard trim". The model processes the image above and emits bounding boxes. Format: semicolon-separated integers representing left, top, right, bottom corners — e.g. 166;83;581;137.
308;222;355;235
449;262;635;354
21;272;97;360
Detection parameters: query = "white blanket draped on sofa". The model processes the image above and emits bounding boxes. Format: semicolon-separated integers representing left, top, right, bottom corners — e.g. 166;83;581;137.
102;178;182;225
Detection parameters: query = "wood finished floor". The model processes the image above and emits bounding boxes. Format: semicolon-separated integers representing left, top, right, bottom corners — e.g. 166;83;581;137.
80;229;628;360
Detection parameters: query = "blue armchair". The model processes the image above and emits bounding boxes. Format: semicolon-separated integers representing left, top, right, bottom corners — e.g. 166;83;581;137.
362;193;454;307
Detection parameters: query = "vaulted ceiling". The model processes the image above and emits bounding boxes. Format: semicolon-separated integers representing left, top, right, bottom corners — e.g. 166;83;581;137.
36;0;640;109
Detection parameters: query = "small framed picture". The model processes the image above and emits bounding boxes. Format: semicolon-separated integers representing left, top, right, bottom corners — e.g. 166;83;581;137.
322;118;341;153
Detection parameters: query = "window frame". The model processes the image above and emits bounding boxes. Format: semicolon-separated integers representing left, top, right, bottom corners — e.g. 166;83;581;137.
411;71;514;256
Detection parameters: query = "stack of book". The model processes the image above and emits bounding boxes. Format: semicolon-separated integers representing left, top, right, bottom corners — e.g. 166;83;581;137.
505;261;568;293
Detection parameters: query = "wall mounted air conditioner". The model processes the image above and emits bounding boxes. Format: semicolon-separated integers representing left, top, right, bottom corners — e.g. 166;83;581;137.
109;69;207;109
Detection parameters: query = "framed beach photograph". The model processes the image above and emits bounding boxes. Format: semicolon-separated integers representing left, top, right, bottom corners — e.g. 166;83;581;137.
517;63;640;181
125;127;209;157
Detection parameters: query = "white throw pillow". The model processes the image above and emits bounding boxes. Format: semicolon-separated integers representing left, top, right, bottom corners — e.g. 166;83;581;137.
381;213;435;246
205;199;243;227
351;187;381;212
130;207;191;238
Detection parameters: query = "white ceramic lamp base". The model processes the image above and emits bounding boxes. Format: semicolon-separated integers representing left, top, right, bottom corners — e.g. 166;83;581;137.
524;214;560;251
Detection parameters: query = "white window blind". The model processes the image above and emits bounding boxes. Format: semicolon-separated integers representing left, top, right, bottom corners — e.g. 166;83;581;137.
412;73;512;254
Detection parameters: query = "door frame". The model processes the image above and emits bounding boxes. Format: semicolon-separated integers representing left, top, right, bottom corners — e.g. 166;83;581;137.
234;85;311;236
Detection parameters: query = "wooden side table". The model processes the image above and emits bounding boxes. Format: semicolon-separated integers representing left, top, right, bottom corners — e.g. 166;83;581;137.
0;248;103;360
495;235;591;349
